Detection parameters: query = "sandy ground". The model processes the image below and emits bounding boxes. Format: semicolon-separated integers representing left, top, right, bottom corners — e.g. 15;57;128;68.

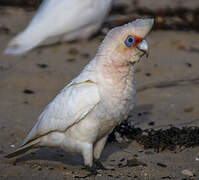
0;0;199;179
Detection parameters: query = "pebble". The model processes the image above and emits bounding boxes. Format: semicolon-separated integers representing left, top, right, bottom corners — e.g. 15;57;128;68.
181;169;194;177
145;151;155;155
185;13;194;23
148;121;155;126
68;48;79;56
57;166;66;170
108;174;113;177
114;132;124;143
37;63;48;69
81;53;90;58
178;45;186;50
195;156;199;161
38;167;42;171
126;158;147;167
135;68;141;73
67;58;76;62
157;162;167;168
23;89;35;94
105;165;115;170
161;176;171;179
184;107;194;113
185;62;192;67
120;158;125;162
145;72;151;77
156;16;164;23
10;144;15;148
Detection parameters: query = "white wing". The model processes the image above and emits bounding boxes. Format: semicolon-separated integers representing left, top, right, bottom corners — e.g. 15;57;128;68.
22;81;99;146
4;0;112;54
22;59;99;145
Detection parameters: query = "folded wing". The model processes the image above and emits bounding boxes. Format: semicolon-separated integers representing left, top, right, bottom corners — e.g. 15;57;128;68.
22;80;100;146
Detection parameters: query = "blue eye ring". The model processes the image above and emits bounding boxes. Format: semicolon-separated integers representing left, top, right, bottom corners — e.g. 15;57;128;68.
124;35;135;47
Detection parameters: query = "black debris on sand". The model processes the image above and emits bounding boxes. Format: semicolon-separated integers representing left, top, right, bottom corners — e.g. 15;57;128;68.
125;158;147;167
37;63;48;69
109;120;199;152
0;0;41;8
137;7;199;32
107;7;199;32
23;89;35;94
1;1;199;32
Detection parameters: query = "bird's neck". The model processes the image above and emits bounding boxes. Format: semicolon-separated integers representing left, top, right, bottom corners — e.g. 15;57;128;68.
96;55;136;107
96;55;135;86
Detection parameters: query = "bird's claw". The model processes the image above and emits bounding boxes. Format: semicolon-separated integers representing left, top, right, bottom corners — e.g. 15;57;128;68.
82;160;106;176
83;166;98;176
93;159;107;170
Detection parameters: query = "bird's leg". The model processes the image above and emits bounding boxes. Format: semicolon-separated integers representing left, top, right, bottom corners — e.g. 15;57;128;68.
93;135;108;170
94;135;108;160
83;159;106;175
82;137;108;175
82;144;98;176
82;143;93;167
81;143;98;175
83;165;98;176
93;159;107;170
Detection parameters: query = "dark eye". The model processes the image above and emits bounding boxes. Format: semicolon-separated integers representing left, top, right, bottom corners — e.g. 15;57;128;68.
124;35;135;47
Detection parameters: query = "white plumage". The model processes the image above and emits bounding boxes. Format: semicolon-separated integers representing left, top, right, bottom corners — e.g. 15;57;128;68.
6;19;154;169
4;0;113;55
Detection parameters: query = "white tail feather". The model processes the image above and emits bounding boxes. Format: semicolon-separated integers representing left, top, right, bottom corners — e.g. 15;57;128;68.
4;32;43;55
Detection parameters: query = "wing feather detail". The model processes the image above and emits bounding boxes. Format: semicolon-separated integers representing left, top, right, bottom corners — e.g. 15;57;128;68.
22;80;99;146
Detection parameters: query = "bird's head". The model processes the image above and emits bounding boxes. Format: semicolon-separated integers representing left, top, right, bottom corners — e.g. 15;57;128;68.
98;18;154;66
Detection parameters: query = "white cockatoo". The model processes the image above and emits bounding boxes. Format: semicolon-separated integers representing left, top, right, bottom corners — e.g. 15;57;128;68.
6;19;154;171
4;0;113;55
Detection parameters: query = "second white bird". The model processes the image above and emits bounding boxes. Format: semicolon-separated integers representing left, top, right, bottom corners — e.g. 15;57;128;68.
4;0;113;55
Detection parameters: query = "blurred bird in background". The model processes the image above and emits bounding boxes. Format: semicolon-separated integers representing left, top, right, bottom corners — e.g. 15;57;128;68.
5;18;154;172
4;0;113;55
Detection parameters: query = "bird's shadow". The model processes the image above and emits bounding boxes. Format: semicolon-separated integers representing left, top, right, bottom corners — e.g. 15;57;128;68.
15;147;83;166
14;103;153;167
14;145;121;167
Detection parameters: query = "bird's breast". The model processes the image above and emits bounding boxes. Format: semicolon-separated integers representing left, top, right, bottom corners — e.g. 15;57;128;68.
98;75;136;124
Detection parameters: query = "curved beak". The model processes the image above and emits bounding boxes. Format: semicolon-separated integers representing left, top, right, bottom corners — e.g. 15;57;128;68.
137;40;149;58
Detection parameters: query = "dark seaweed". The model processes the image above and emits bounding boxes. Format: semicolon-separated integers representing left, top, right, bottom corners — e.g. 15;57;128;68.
0;0;41;8
106;7;199;32
109;120;199;152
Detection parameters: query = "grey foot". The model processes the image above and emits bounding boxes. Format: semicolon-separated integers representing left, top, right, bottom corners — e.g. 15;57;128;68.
93;159;107;170
82;160;106;176
83;166;98;176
